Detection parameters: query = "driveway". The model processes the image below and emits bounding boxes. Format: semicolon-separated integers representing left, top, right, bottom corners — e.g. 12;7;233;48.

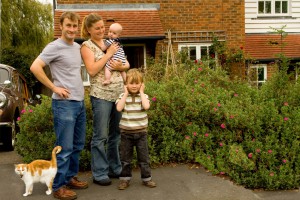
0;148;299;200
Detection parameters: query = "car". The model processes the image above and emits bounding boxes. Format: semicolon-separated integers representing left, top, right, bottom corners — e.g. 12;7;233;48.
0;64;37;151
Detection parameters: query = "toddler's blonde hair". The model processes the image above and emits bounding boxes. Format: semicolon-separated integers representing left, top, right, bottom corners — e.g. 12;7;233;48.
126;68;143;84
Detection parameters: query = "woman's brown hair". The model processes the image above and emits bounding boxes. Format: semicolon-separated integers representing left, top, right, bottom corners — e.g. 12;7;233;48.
81;13;103;39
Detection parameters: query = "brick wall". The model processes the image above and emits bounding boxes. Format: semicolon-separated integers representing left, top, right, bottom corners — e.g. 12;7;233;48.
57;0;245;48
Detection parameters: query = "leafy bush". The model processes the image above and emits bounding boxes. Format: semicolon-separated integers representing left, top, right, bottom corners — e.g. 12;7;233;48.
17;54;300;190
16;95;93;171
145;57;300;190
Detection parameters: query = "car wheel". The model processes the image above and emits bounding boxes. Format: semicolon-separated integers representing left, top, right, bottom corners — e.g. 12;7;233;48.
3;118;17;151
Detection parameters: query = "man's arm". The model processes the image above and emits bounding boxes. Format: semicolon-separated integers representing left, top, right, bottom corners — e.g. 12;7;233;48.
30;58;70;98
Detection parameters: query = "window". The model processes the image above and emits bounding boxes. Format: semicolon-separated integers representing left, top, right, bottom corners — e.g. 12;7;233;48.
178;44;214;61
258;0;289;15
81;64;90;86
249;64;267;87
0;68;9;83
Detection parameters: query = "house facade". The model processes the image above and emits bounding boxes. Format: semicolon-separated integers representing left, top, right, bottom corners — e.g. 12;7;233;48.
53;0;245;84
245;0;300;85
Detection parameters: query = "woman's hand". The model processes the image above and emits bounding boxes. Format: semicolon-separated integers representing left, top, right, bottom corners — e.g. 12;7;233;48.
106;43;119;57
109;59;123;71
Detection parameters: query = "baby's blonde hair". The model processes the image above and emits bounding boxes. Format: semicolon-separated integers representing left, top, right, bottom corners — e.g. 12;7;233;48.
126;68;143;84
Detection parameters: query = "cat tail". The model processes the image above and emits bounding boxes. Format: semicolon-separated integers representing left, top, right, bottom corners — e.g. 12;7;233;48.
51;146;62;167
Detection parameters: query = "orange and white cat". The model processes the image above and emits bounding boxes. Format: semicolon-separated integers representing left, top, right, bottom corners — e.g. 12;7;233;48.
14;146;62;196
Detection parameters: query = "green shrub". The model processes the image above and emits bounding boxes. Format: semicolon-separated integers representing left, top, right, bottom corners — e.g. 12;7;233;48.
16;95;93;171
17;55;300;190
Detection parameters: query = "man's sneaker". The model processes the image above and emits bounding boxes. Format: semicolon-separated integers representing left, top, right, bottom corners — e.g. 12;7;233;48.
118;180;130;190
66;177;88;189
53;186;77;200
143;180;156;188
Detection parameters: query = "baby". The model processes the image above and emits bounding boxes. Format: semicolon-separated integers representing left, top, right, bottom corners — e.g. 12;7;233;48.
101;23;127;85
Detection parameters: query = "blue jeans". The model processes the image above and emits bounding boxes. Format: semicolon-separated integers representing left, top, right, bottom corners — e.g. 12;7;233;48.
119;132;152;181
90;96;122;181
51;99;86;191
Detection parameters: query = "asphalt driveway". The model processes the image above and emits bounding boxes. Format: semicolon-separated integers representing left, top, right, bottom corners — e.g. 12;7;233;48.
1;148;299;200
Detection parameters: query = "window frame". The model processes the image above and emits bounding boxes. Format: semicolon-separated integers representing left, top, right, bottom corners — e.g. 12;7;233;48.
257;0;290;16
81;63;90;86
249;64;267;87
178;43;213;61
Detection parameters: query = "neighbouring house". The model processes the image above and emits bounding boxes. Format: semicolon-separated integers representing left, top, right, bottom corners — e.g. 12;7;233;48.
245;0;300;86
53;0;245;86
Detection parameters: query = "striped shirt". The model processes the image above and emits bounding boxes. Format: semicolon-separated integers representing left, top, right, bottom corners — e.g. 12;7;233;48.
104;38;126;70
117;93;149;133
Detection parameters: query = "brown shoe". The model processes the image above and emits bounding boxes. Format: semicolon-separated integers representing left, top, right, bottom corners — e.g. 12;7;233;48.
67;177;88;189
143;180;156;188
118;180;130;190
53;187;77;200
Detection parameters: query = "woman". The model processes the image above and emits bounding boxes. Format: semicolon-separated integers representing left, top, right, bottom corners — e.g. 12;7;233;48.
81;13;129;186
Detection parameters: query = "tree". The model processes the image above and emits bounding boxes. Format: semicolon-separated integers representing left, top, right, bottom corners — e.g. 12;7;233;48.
0;0;53;91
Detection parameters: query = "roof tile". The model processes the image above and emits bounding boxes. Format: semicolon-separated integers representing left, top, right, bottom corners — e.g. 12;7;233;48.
245;34;300;60
54;10;165;39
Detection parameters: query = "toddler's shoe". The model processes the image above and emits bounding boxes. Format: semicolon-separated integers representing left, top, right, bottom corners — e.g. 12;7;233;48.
118;180;130;190
143;180;156;188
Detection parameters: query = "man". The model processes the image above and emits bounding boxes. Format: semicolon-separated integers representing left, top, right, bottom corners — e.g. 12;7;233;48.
30;11;87;200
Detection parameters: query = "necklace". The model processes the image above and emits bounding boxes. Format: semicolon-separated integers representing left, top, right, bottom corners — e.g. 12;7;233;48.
91;39;102;50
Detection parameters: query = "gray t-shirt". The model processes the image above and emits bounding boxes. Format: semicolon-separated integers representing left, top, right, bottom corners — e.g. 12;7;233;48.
39;38;84;101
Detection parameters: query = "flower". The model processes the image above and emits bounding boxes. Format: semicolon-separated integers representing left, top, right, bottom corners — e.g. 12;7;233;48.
185;136;190;140
270;172;274;177
219;142;223;147
21;109;26;114
198;67;203;71
195;60;198;63
236;149;239;153
207;155;211;159
29;109;33;113
230;115;234;119
214;108;218;111
282;159;287;163
220;124;226;129
284;117;289;121
268;149;272;154
220;171;225;175
234;93;238;97
194;80;198;83
240;46;244;50
248;153;253;158
152;97;157;102
217;103;221;107
256;149;261;153
204;133;209;137
193;132;197;136
284;102;288;106
17;117;21;121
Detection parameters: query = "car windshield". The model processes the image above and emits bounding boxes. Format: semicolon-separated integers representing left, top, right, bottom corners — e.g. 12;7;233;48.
0;68;9;84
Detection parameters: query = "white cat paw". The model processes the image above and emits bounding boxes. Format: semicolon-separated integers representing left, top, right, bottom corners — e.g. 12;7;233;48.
23;193;29;196
46;190;52;195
